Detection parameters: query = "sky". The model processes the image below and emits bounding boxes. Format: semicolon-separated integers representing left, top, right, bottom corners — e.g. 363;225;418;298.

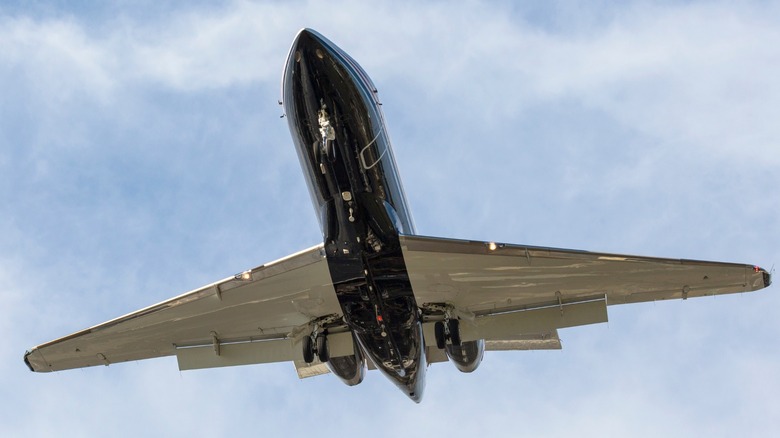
2;0;778;436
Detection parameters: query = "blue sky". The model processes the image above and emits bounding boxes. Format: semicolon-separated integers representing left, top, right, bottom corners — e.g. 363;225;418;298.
2;1;778;436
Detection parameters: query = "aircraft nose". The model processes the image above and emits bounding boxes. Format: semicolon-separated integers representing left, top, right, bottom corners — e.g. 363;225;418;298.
290;28;340;64
293;28;317;44
290;28;313;52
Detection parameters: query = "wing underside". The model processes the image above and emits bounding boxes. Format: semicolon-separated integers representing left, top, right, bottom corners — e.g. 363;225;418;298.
24;234;770;376
401;234;768;310
25;245;341;372
400;234;770;349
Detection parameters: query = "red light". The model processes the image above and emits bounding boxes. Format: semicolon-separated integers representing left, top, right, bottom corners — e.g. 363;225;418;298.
376;315;383;322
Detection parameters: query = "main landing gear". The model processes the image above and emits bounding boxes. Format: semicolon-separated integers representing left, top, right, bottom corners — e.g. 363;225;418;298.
302;333;330;364
425;303;463;350
434;318;461;349
429;306;484;373
302;314;340;364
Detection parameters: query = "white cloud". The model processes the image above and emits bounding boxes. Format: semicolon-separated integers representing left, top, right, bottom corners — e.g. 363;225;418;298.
4;0;778;162
380;2;780;163
0;16;116;104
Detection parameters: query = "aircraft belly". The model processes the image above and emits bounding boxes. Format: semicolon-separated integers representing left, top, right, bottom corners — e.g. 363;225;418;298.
283;28;426;401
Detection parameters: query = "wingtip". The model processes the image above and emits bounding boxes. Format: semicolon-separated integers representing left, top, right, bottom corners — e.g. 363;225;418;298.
752;265;772;290
763;268;772;288
23;350;35;372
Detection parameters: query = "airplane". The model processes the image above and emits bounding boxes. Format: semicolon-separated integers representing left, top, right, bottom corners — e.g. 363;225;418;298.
24;28;772;403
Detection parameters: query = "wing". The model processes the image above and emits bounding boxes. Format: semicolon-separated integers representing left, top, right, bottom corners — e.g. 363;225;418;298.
401;234;771;344
24;245;343;373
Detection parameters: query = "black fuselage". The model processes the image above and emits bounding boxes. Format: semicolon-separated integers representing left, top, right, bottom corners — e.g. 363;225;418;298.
282;29;426;401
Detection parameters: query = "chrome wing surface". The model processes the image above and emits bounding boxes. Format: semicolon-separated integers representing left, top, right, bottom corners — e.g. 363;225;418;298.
25;245;342;373
401;234;770;344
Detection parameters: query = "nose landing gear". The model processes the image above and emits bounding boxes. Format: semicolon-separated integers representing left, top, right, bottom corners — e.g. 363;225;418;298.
318;101;336;161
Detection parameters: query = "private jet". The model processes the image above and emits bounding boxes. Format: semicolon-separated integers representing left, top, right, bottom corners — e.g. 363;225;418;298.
24;29;771;402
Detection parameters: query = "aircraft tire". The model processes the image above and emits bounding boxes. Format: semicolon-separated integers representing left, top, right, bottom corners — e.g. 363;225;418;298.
303;336;315;364
448;319;461;346
317;335;330;363
434;321;446;349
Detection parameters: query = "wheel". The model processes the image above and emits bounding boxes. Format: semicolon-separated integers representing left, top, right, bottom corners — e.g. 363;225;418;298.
434;321;446;349
316;335;330;363
302;336;314;364
448;319;461;346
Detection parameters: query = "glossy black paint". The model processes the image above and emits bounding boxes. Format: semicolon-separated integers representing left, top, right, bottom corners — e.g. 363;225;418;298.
282;29;425;401
327;339;367;386
445;340;485;373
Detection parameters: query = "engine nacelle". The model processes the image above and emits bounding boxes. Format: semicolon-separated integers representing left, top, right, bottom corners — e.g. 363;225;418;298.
326;340;367;386
445;339;485;373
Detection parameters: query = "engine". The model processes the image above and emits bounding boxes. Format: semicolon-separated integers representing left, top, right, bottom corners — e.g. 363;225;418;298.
445;339;485;373
326;340;367;386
